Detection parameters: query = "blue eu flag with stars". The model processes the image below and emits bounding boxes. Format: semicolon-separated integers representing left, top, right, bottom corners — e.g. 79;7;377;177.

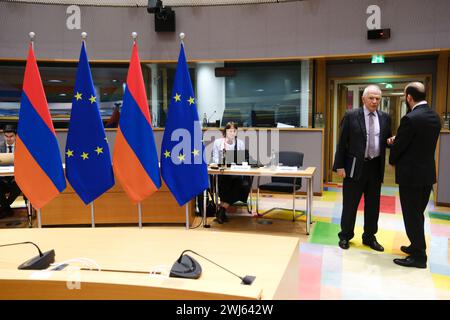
161;43;208;206
65;42;115;204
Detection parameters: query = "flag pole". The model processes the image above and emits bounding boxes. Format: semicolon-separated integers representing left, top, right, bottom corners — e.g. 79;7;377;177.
138;202;143;228
29;32;37;228
185;204;189;230
29;31;35;49
37;209;41;228
81;31;87;46
131;32;144;229
179;31;188;230
90;202;95;227
179;32;185;46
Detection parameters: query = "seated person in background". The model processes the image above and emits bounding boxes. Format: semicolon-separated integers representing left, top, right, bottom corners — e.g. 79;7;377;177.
212;121;252;224
105;102;121;128
0;124;21;219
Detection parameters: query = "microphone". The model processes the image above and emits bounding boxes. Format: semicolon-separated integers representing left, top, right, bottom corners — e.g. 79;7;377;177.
0;241;55;270
220;147;227;168
170;249;255;285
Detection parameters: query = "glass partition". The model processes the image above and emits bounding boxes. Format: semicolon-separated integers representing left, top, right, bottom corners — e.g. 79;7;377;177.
0;59;311;129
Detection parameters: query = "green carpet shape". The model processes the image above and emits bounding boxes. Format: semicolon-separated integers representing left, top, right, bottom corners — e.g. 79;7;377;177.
429;211;450;221
309;221;340;246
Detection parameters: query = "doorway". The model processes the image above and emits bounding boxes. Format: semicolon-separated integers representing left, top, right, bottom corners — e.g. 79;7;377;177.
326;75;432;186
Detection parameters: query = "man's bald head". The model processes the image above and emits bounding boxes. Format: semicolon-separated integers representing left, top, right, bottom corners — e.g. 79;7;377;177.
405;82;426;103
362;85;382;97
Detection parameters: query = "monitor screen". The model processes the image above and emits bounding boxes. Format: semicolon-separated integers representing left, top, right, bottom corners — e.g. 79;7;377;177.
251;110;275;127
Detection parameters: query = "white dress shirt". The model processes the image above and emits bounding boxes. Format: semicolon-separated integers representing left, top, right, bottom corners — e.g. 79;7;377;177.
212;138;245;164
363;106;380;158
6;143;15;153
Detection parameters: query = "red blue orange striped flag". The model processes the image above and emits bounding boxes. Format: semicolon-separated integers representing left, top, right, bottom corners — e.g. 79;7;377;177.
113;42;161;202
15;44;66;209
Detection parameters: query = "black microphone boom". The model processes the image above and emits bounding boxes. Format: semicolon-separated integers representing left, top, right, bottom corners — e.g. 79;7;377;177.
170;249;255;285
0;241;55;270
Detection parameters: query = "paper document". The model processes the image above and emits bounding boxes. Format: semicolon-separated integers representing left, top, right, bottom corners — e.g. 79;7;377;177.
276;122;295;128
275;166;298;172
0;166;14;173
230;164;251;171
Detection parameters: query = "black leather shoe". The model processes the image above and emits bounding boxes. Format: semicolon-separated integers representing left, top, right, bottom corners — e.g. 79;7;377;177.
215;207;225;224
363;239;384;252
400;246;413;254
338;239;350;249
393;256;427;269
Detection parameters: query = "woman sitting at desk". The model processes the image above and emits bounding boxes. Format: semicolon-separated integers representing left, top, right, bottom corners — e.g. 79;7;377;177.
212;121;251;224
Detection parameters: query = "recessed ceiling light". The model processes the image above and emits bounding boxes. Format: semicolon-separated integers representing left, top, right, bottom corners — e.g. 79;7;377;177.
59;93;67;96
48;79;63;83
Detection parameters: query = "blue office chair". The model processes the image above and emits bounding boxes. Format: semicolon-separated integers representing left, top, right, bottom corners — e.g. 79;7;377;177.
256;151;304;221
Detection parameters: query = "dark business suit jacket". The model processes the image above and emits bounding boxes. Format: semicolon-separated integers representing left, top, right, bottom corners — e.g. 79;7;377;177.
0;144;10;153
333;107;392;182
389;104;441;186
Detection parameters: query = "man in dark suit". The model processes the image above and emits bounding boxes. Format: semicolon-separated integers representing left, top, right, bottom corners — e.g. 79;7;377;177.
0;124;21;219
388;82;441;268
333;85;392;251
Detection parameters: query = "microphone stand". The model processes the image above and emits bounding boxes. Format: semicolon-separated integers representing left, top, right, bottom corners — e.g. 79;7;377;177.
0;241;55;270
170;249;255;285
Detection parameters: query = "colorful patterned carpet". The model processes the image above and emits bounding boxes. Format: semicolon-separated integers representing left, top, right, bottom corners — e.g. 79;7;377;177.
256;185;450;300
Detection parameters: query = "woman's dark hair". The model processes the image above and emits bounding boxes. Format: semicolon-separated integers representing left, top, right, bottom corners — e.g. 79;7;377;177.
221;121;238;137
405;85;426;102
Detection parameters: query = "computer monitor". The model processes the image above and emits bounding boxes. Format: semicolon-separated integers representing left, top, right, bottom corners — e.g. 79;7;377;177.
251;110;275;127
220;150;249;166
221;108;245;127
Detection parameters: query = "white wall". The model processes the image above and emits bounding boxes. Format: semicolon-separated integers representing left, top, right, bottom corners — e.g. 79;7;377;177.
195;62;225;125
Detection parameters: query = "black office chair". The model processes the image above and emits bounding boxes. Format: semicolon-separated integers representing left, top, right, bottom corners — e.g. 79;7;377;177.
256;151;304;221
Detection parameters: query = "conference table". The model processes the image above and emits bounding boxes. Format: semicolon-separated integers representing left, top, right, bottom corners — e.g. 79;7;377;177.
0;227;301;300
206;166;316;234
1;165;316;234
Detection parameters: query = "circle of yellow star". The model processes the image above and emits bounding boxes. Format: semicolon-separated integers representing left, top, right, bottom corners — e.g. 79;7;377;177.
66;149;74;157
81;152;89;160
89;95;96;104
164;150;171;158
174;93;181;102
74;92;82;100
95;146;103;155
192;149;199;156
187;97;195;105
178;154;185;162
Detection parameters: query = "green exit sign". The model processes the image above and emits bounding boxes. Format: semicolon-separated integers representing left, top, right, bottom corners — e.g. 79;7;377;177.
371;55;385;63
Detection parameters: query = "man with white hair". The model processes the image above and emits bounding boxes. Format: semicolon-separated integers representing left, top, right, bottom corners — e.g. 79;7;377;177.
333;85;392;251
388;82;441;268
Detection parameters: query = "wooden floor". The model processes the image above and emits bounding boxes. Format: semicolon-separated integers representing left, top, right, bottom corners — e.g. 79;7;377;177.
0;200;311;250
191;213;310;242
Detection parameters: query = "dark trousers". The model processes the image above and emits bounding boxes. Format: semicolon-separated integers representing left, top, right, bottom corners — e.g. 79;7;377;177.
339;158;381;241
0;177;21;211
399;185;431;259
218;175;251;205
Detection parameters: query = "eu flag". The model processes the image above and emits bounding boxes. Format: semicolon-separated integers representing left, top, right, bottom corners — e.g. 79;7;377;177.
161;43;208;206
65;42;115;204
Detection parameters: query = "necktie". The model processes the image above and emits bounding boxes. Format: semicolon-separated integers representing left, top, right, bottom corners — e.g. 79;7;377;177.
368;112;376;159
7;145;12;153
